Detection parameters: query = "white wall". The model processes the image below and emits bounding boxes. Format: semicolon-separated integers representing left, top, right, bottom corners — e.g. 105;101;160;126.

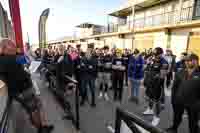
95;40;104;48
182;0;194;8
80;42;88;52
125;34;133;49
170;31;189;58
154;32;168;51
88;39;95;44
78;28;93;38
104;36;118;49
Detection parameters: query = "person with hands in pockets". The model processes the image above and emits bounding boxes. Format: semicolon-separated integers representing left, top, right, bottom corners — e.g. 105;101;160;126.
112;49;126;102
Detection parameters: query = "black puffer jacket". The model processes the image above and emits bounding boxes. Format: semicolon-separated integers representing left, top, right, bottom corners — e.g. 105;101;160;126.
172;67;200;112
79;55;98;79
56;53;74;77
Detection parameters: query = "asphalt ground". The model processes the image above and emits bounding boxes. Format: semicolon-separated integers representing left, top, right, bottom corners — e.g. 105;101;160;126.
6;74;189;133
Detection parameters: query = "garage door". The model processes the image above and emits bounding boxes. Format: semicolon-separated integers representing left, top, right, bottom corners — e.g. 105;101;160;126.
170;32;189;58
134;38;154;52
188;34;200;62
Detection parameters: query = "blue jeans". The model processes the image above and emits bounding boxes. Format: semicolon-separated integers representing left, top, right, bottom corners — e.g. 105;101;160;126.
81;77;95;104
131;79;141;98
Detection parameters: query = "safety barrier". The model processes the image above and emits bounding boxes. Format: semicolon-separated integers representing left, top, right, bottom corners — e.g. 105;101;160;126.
0;99;11;133
114;108;165;133
46;64;80;130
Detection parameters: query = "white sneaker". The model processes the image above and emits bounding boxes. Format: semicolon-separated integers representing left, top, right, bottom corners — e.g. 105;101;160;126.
183;111;188;119
143;108;154;115
98;92;103;99
152;116;160;126
104;93;109;101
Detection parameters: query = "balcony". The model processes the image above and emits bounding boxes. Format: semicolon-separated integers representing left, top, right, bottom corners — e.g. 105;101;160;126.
134;6;194;29
134;0;172;11
98;6;196;35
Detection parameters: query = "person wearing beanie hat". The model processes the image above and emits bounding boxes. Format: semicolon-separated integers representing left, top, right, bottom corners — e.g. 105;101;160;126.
0;39;54;133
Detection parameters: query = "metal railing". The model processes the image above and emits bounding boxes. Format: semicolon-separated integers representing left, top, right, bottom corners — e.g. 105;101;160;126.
45;63;80;130
95;6;197;35
114;108;165;133
0;98;11;133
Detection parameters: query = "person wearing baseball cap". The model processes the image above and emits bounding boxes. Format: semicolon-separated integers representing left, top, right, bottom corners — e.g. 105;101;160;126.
166;53;200;133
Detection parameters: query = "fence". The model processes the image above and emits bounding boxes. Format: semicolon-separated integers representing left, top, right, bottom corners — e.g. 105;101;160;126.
46;64;80;130
114;108;165;133
0;98;11;133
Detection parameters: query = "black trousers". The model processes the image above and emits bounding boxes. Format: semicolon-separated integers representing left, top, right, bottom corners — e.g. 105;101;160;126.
160;79;165;104
81;77;95;104
125;69;128;85
166;72;172;88
171;103;199;133
149;101;161;116
113;71;124;101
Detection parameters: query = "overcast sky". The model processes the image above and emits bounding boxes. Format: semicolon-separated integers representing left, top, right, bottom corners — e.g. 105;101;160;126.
1;0;125;44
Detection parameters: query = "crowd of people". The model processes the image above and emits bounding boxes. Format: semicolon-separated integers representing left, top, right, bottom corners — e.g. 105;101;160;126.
34;44;200;133
0;38;199;133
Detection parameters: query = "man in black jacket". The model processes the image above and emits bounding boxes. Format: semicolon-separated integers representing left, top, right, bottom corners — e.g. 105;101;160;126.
166;54;200;133
80;48;97;107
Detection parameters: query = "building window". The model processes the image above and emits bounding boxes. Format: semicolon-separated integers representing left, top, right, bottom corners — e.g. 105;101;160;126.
193;0;200;19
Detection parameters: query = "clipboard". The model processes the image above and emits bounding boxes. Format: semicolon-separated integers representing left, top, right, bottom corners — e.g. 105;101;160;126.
29;61;41;74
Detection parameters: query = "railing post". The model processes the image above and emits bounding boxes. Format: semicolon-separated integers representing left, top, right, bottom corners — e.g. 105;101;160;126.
115;108;121;133
178;0;183;22
152;16;154;26
187;7;190;21
75;85;80;130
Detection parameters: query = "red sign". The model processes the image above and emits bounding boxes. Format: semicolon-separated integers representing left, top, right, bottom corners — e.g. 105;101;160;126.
9;0;24;54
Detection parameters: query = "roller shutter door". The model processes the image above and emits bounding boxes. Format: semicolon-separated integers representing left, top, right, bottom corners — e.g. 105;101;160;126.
134;38;154;52
188;34;200;63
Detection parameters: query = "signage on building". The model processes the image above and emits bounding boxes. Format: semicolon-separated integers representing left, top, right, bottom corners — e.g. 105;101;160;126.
80;39;86;42
119;34;125;38
95;37;100;40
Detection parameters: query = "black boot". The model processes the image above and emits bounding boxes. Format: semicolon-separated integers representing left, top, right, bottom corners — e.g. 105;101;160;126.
165;127;178;133
63;110;74;121
38;125;54;133
80;100;85;106
91;103;96;108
